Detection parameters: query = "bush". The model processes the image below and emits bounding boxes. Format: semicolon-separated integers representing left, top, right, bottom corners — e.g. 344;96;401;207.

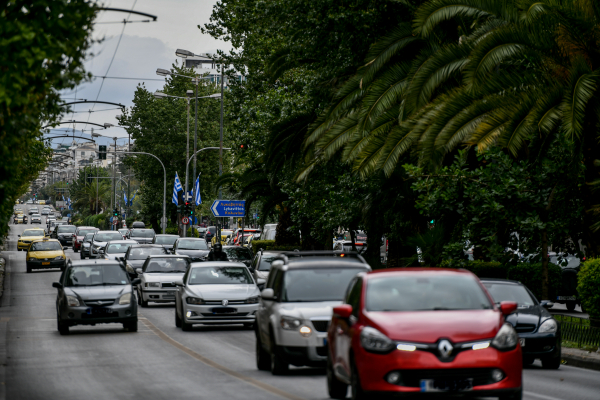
507;263;562;302
187;227;199;238
165;226;179;235
252;240;275;250
441;260;508;279
578;258;600;318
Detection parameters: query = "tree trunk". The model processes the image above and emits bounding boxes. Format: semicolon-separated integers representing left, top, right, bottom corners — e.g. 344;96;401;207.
150;216;159;233
275;205;299;246
541;227;549;300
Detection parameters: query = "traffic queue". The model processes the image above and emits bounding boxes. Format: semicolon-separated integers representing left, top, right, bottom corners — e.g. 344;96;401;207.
13;203;562;400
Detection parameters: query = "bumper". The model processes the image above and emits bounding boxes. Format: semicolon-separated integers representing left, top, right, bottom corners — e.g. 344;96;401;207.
141;288;177;303
59;303;137;326
354;345;522;394
58;237;73;246
90;247;105;258
27;260;66;270
82;246;91;256
519;332;560;359
183;303;258;325
275;327;328;365
73;240;82;250
17;242;32;250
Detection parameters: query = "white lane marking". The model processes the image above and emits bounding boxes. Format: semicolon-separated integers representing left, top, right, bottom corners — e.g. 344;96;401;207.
524;391;564;400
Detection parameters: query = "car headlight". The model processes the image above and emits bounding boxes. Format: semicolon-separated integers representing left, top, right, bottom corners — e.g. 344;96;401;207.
67;295;80;307
186;297;205;305
54;256;64;260
280;316;303;330
491;323;518;351
119;293;132;305
245;296;259;304
539;318;558;334
146;282;160;288
360;326;395;353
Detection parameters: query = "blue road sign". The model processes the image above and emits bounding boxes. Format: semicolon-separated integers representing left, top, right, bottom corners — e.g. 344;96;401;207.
211;200;246;217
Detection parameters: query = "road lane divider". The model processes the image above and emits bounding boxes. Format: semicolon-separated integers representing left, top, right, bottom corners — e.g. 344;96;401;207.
139;317;306;400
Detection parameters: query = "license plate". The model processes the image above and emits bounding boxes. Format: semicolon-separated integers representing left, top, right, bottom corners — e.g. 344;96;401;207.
420;379;473;392
519;338;526;347
42;262;50;265
86;307;113;315
163;295;175;299
557;296;576;301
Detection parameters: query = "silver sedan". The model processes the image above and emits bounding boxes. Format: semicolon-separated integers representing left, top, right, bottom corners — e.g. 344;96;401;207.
174;262;260;331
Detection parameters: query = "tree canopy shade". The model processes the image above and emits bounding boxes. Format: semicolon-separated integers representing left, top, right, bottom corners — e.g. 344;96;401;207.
0;1;97;239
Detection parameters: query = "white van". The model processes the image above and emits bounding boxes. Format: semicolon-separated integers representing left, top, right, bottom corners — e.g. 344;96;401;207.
262;224;277;241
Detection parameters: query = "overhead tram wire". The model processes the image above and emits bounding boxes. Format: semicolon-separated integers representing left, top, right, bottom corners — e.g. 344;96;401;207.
92;75;164;82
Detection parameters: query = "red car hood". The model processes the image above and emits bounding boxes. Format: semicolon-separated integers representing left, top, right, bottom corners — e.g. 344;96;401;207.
366;310;501;343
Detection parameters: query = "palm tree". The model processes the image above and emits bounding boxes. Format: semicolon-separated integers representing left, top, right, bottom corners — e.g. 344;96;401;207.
72;180;110;214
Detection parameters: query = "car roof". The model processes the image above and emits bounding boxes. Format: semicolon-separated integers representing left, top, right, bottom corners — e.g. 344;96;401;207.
68;259;122;267
31;238;59;243
148;254;189;258
189;261;246;268
24;228;45;232
77;226;97;230
364;267;476;280
106;240;138;244
95;230;122;234
479;278;522;285
156;234;179;237
278;259;370;270
179;237;206;241
129;244;165;248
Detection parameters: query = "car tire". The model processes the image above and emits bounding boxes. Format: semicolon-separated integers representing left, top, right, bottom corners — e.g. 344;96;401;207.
523;356;535;366
26;263;32;273
270;330;288;375
350;357;366;400
499;388;522;400
175;308;182;328
244;323;254;329
566;301;576;312
541;355;561;369
255;329;271;371
139;290;149;308
80;252;86;259
327;352;348;399
57;315;69;335
73;248;78;253
181;317;193;331
124;321;138;332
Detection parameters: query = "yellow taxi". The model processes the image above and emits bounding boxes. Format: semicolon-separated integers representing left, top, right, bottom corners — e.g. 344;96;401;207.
18;228;47;251
14;215;23;224
211;229;233;246
26;238;67;273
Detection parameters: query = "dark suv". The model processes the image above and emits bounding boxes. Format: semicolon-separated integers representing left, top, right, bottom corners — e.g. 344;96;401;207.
205;226;217;243
54;225;77;247
128;228;156;244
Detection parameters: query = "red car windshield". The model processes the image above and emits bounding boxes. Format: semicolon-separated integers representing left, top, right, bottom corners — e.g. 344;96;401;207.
366;274;493;312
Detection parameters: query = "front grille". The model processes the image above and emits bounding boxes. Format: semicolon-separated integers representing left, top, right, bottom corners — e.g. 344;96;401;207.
84;300;115;307
204;300;246;305
200;313;249;317
399;368;495;387
161;282;176;288
311;320;330;332
515;324;536;333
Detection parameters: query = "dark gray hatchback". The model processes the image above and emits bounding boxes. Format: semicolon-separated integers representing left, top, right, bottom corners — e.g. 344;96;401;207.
52;259;141;335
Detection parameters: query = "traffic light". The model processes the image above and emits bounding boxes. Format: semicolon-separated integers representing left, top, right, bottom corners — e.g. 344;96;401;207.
113;209;118;217
98;145;107;160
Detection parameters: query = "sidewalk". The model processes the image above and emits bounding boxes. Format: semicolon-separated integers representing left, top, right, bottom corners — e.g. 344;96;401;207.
562;347;600;371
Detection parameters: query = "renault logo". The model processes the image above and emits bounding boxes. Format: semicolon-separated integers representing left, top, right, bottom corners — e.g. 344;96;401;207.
222;299;229;306
438;340;453;358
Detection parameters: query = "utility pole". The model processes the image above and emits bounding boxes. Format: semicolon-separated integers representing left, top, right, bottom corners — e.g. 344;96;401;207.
183;92;192;238
193;77;198;229
112;137;117;230
218;65;225;240
127;131;131;224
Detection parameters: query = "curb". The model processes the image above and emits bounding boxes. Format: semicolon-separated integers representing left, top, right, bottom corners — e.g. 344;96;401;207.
0;257;5;302
562;348;600;371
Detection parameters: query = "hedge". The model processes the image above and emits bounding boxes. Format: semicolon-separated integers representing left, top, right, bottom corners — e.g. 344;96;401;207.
578;258;600;319
251;240;301;251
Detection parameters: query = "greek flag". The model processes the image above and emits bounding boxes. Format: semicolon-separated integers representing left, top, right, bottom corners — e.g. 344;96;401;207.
194;175;202;205
130;190;137;206
123;191;128;206
172;172;183;204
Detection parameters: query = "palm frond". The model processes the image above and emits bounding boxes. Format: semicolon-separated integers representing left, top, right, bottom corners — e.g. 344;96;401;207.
561;60;600;139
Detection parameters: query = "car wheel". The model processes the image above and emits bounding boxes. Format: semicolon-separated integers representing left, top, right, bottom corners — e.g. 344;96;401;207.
255;329;271;371
139;290;149;308
124;321;138;332
566;301;576;312
327;352;348;399
175;308;182;328
181;317;193;331
57;315;69;336
26;263;32;273
350;357;366;400
499;388;523;400
244;323;254;329
523;356;535;366
541;355;561;369
80;252;86;260
270;330;288;375
73;248;78;253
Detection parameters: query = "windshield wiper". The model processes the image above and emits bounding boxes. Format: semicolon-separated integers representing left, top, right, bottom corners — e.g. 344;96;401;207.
86;282;126;286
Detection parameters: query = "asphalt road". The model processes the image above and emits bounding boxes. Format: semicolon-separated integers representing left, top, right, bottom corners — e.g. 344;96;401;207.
1;204;599;400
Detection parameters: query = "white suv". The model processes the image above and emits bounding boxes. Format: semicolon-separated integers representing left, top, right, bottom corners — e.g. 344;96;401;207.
255;251;371;374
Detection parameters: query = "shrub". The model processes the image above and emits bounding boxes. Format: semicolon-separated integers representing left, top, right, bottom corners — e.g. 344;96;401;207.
507;263;562;302
165;226;179;235
252;240;275;251
577;258;600;319
187;227;199;238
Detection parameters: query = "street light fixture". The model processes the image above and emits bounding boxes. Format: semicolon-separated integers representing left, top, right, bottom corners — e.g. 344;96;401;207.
156;68;170;76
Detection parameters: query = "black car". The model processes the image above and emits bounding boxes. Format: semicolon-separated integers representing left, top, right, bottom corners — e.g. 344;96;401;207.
128;228;156;244
222;245;253;267
204;226;217;243
52;259;140;335
121;244;168;278
481;278;561;369
152;234;179;253
195;227;207;239
54;225;77;247
172;238;210;261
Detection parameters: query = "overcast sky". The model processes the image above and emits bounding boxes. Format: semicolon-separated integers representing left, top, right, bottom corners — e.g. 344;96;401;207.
52;0;231;146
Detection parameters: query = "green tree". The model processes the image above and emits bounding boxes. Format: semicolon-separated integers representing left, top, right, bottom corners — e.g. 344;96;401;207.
0;1;96;240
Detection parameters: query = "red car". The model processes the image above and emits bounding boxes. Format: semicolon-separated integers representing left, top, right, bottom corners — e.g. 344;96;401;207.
72;226;98;253
327;268;522;400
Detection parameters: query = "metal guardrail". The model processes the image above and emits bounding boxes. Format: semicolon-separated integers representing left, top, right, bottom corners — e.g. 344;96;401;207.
558;315;600;348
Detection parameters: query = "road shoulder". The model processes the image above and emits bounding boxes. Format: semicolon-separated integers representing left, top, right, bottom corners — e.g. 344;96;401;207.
563;347;600;371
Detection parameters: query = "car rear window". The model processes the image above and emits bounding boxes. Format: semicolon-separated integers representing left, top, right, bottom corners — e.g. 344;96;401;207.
223;247;252;260
482;282;536;307
22;230;45;237
95;232;124;242
282;268;365;302
188;266;252;285
366;274;493;312
106;243;134;254
131;230;155;238
31;241;62;251
57;226;77;233
258;255;278;271
155;236;178;245
178;239;208;250
128;247;167;260
77;229;97;236
145;257;189;273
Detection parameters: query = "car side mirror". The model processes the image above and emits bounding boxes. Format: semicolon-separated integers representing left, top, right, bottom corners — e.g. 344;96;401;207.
119;257;124;262
135;268;143;274
333;304;353;319
131;278;141;286
18;235;21;238
500;301;518;316
174;279;184;287
540;300;554;309
261;288;275;300
52;282;63;289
